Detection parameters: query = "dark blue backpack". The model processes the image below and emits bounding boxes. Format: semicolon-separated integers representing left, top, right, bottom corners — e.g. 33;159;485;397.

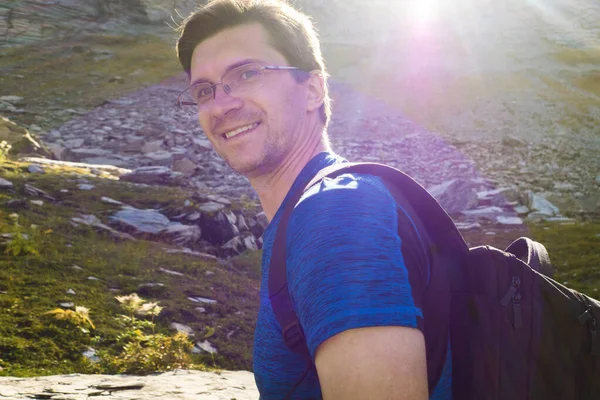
269;162;600;399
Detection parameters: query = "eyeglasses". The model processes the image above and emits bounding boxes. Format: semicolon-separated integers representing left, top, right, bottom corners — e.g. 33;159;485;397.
178;62;302;115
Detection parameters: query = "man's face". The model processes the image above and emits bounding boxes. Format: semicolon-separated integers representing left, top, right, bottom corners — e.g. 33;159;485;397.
190;23;311;177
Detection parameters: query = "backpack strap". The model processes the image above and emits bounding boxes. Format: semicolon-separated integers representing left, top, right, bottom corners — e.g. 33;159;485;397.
268;162;470;391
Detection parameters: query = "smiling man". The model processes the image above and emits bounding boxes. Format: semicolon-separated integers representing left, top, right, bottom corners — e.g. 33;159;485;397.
176;1;450;399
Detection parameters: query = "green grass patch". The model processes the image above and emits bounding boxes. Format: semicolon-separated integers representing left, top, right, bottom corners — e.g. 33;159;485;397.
0;163;260;377
529;221;600;297
0;33;181;130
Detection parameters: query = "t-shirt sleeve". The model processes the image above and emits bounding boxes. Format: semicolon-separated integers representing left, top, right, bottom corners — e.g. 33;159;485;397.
286;173;423;360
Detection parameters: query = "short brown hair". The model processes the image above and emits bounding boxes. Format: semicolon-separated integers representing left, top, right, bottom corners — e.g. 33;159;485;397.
176;0;331;125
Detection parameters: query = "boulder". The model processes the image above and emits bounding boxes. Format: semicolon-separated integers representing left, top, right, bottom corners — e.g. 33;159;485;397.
427;179;479;214
172;157;197;176
199;211;239;245
162;223;201;246
109;207;170;235
526;191;561;220
120;166;183;185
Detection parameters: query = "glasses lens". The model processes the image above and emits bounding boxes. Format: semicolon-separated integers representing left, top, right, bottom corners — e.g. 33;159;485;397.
223;63;264;96
178;89;198;115
191;84;214;105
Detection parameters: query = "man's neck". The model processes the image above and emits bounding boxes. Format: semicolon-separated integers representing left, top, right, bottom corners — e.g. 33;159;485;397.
250;131;330;222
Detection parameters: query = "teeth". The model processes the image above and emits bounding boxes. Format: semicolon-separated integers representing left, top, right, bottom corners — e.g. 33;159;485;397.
225;123;258;139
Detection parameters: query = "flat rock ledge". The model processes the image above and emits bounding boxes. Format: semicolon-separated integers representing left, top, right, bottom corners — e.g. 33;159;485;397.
0;369;258;400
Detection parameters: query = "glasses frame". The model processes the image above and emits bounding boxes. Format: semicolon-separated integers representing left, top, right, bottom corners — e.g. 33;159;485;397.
178;63;303;114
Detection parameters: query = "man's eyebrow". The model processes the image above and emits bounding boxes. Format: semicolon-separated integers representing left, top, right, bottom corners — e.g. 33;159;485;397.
190;58;264;86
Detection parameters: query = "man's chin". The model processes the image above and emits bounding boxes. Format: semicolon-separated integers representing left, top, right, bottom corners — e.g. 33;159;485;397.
225;157;263;176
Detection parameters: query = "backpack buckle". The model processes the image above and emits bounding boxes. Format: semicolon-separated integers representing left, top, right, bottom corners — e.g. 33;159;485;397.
282;320;309;355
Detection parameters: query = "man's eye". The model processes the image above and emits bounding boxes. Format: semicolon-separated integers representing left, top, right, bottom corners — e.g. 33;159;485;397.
193;86;213;101
240;69;260;80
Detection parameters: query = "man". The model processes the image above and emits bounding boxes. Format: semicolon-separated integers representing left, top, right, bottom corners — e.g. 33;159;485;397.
176;1;451;398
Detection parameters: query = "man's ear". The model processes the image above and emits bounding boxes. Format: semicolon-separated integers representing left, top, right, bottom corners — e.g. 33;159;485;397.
306;71;325;112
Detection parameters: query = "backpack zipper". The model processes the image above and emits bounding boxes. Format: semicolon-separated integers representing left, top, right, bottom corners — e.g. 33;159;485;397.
577;293;599;356
501;276;522;329
512;291;523;329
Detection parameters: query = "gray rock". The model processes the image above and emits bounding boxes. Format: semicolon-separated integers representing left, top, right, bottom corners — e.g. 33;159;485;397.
205;195;232;205
101;196;124;206
477;187;516;206
455;221;482;230
77;184;95;190
120;166;183;185
63;138;85;148
243;235;259;251
172;157;197;176
198;201;225;213
30;200;44;206
66;289;76;295
0;95;24;105
191;137;213;151
221;236;245;257
24;183;55;200
141;140;164;154
170;322;194;336
82;347;99;363
0;370;258;399
68;148;114;158
224;210;237;225
188;296;217;304
71;214;102;226
0;177;14;189
462;206;505;216
45;143;65;159
496;216;523;225
163;247;216;258
255;212;269;230
159;267;184;277
238;214;249;232
110;208;170;235
501;135;526;147
186;212;201;221
194;340;217;354
527;191;560;217
199;210;238;245
144;151;174;165
513;205;530;215
28;164;45;174
162;223;201;246
428;179;479;214
59;302;74;308
553;182;576;191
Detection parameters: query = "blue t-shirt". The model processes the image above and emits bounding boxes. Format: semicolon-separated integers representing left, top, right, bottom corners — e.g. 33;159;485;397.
254;152;452;399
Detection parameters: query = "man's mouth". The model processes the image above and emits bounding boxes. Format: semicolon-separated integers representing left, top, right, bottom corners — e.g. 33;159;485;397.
223;122;260;139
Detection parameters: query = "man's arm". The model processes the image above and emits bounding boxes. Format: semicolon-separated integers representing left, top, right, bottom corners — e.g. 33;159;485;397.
315;325;428;400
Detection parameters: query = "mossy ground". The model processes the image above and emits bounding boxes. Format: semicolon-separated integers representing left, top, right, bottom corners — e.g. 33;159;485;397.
0;161;261;377
0;30;598;378
0;33;182;131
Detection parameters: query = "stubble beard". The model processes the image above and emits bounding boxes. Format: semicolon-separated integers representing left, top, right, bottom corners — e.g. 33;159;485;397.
222;129;291;179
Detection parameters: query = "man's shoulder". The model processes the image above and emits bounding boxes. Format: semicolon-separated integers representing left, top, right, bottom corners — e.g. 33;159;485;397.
287;170;398;237
298;171;394;206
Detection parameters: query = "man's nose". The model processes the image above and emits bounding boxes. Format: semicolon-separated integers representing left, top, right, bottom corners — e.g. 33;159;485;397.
210;84;242;118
